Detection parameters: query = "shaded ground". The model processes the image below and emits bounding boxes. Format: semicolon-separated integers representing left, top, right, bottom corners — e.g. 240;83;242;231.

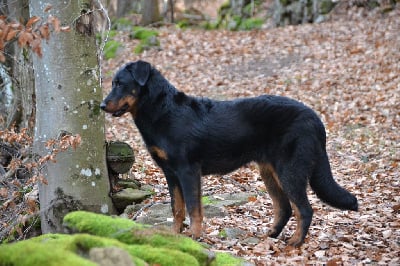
102;6;399;265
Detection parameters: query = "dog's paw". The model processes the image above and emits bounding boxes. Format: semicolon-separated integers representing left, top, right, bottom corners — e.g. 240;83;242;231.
181;230;202;240
172;222;185;234
267;228;281;238
287;236;305;247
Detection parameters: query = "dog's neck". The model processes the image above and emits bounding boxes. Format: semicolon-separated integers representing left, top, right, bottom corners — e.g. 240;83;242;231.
134;68;180;124
147;68;178;99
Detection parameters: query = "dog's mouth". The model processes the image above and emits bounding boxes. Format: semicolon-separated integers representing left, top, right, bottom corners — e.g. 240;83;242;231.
112;103;129;117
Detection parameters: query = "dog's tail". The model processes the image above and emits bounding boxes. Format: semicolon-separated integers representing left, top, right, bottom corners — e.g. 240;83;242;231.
310;154;358;211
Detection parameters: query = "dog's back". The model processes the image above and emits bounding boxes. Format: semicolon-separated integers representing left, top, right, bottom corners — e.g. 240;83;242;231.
167;95;315;173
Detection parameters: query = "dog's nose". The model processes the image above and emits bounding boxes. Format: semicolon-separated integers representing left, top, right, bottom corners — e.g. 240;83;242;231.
100;102;106;110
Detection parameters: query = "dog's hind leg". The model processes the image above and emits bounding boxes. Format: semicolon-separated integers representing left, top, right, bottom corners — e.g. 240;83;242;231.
259;163;292;239
164;172;186;233
277;162;314;247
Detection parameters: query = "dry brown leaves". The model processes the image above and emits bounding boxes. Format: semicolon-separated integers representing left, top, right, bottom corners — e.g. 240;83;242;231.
102;7;400;265
0;5;70;62
0;130;81;240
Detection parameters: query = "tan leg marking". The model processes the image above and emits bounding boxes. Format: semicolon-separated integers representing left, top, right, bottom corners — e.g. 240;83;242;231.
259;163;286;232
189;204;203;238
172;186;185;233
288;204;304;247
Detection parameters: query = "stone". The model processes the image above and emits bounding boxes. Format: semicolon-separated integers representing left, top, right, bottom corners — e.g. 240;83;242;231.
135;203;175;227
111;188;152;213
117;179;141;189
89;247;135;266
223;227;247;239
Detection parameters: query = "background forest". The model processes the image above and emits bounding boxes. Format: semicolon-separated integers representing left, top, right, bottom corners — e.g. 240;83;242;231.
0;0;399;265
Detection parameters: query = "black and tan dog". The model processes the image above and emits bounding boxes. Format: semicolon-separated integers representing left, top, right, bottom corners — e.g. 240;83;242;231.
100;60;358;247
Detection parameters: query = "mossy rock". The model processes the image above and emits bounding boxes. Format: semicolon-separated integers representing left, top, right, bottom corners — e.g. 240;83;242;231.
129;27;160;54
0;233;198;266
63;211;212;265
0;211;247;266
210;0;264;31
129;26;159;40
134;36;160;54
111;188;153;212
106;141;135;174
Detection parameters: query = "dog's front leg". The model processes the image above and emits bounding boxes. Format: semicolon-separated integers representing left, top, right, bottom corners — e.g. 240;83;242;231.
164;171;186;233
177;166;203;238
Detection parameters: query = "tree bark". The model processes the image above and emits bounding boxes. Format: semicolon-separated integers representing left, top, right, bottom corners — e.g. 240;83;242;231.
106;0;141;18
273;0;336;26
184;0;195;10
30;0;116;233
0;0;35;131
141;0;161;25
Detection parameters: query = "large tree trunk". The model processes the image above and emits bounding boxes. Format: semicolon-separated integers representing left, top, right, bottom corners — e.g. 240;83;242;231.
30;0;116;233
141;0;161;25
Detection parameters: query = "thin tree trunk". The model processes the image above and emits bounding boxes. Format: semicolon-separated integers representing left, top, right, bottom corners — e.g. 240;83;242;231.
0;0;35;131
30;0;116;233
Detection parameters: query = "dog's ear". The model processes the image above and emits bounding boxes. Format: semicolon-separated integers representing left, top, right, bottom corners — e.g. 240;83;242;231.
126;60;151;86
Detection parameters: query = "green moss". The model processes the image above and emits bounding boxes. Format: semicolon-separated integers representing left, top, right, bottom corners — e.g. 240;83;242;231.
239;17;263;30
103;40;122;60
0;233;200;266
128;27;159;54
63;211;209;264
130;26;158;40
125;244;199;266
218;229;228;238
90;102;101;117
320;0;336;14
0;234;97;266
213;252;245;266
211;0;264;31
202;196;218;205
1;211;248;266
1;212;248;266
96;30;117;44
176;19;190;29
69;234;196;266
201;20;219;30
63;211;146;236
0;233;202;266
129;229;207;260
134;43;145;54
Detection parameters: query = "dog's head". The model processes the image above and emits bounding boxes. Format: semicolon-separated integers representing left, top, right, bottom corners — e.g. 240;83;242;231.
100;60;151;117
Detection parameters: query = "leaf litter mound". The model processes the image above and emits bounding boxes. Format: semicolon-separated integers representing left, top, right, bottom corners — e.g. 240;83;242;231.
103;7;400;266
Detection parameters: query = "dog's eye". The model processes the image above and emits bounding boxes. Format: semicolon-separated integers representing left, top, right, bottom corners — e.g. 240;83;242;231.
113;80;119;87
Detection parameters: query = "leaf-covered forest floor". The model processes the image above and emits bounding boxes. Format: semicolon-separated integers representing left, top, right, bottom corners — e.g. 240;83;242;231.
102;6;400;265
0;4;398;266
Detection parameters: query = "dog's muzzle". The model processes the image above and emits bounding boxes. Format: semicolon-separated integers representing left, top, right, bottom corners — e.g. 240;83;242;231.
99;101;107;110
100;101;129;117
